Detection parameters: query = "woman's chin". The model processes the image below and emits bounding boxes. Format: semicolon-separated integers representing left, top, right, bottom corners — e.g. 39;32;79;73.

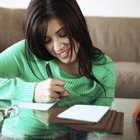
60;59;70;64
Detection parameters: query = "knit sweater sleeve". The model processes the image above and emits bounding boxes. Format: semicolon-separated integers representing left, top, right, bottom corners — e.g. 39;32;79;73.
92;55;116;107
0;40;37;102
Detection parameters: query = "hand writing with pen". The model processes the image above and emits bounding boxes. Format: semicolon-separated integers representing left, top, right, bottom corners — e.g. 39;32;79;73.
34;62;69;103
34;79;69;103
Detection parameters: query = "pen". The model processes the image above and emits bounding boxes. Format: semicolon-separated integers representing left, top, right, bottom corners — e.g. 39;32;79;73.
46;62;53;78
46;62;62;99
46;62;69;98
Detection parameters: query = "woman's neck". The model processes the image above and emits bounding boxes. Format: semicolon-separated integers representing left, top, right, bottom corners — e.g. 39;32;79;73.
56;59;80;76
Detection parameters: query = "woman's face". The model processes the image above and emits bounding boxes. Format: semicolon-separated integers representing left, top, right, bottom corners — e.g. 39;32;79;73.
44;17;80;65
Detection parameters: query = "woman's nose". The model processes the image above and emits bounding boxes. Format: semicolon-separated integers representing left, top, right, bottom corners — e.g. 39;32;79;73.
53;40;64;51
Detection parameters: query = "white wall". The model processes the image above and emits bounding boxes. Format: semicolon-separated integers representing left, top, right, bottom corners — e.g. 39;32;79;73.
77;0;140;17
0;0;29;9
0;0;140;17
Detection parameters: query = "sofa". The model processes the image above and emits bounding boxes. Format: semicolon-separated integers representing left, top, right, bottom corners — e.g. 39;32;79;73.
0;7;24;52
86;17;140;99
0;7;140;98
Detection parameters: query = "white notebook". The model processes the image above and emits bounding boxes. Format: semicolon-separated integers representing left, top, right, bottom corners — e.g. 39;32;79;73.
17;102;56;111
57;104;110;123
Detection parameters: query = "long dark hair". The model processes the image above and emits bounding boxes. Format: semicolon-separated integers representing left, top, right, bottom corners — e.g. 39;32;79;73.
23;0;105;91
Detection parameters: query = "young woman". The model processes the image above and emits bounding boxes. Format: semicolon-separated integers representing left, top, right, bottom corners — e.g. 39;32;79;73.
0;0;116;139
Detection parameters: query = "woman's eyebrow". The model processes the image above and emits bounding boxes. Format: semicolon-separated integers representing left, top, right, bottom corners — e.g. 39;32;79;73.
44;27;65;38
56;27;65;34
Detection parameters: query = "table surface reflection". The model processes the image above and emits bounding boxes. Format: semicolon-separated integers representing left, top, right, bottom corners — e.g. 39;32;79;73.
0;98;140;140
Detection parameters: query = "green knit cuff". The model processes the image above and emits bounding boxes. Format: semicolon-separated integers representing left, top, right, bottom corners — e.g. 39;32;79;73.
12;79;37;102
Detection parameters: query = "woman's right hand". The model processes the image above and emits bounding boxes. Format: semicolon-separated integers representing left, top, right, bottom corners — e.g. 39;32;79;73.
34;78;68;103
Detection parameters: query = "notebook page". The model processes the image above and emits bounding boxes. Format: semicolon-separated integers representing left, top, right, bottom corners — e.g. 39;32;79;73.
17;102;56;111
57;104;110;123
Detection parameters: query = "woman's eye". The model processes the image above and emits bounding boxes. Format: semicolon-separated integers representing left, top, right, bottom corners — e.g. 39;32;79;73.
44;39;51;44
59;32;67;37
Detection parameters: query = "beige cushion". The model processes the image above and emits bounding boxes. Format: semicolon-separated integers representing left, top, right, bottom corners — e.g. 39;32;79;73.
115;62;140;98
85;17;140;62
0;7;24;52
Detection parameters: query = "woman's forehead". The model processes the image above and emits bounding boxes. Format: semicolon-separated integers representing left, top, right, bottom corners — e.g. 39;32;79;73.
46;17;64;35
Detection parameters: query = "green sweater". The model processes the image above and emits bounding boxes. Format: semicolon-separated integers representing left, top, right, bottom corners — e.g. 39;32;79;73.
0;40;116;139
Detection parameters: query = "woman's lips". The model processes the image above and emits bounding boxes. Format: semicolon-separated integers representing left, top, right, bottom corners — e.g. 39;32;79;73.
59;50;70;58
